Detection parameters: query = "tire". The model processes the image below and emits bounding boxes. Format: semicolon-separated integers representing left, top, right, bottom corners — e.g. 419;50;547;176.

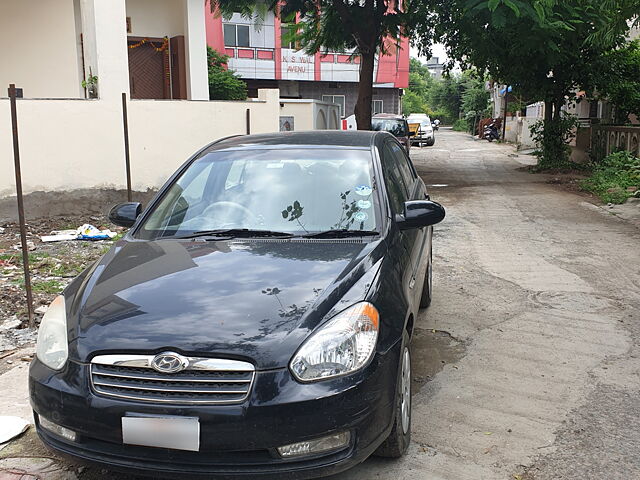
375;331;412;458
419;247;433;309
426;139;435;147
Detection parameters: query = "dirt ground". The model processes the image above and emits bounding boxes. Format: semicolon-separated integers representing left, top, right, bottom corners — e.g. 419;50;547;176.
0;215;124;354
1;129;639;479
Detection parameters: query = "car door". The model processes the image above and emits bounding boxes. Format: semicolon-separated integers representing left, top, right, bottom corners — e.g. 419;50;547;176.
380;139;419;311
385;140;430;309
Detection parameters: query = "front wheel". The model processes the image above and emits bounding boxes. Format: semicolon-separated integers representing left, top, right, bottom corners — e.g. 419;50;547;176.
375;332;412;458
419;248;433;308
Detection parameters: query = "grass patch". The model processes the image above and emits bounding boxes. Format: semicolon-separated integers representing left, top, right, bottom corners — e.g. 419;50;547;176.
0;252;50;264
12;277;65;294
33;279;65;294
580;151;640;204
452;119;468;132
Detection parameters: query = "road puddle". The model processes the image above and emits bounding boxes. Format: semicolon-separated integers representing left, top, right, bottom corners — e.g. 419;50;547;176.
411;327;466;395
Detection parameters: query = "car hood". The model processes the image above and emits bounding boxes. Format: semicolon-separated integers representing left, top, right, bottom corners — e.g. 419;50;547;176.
68;238;385;369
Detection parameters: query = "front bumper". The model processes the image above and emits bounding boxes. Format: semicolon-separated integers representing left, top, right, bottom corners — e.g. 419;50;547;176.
29;344;400;479
411;132;434;144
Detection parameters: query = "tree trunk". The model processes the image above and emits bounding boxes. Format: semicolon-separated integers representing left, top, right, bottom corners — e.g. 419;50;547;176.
553;94;564;121
544;100;553;123
355;48;376;130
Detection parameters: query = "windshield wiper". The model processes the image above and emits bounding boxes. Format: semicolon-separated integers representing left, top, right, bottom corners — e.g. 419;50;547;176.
303;229;380;239
169;229;296;240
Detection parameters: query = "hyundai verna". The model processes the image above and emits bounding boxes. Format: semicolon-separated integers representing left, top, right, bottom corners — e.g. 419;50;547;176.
30;131;445;478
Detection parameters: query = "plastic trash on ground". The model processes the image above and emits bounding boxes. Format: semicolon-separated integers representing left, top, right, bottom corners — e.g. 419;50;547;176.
41;224;117;242
76;224;117;241
0;416;30;444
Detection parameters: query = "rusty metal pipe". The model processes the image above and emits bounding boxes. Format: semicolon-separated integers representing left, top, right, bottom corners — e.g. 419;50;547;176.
122;92;132;202
8;84;34;327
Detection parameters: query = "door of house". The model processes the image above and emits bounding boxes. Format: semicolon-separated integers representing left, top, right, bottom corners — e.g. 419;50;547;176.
127;37;170;99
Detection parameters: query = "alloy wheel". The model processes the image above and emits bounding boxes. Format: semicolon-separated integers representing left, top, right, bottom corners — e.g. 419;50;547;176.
400;347;411;434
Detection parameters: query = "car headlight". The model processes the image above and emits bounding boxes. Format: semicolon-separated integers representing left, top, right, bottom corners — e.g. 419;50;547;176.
36;296;68;370
290;302;379;382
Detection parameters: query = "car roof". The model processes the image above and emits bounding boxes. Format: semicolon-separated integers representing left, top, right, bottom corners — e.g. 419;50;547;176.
201;130;389;154
372;113;404;120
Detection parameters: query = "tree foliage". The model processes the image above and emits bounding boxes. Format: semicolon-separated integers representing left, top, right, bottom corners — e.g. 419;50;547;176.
207;47;247;100
413;0;631;168
428;76;464;122
591;40;640;123
403;59;490;124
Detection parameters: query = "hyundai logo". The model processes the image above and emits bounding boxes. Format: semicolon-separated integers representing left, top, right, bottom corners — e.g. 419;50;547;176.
150;352;188;374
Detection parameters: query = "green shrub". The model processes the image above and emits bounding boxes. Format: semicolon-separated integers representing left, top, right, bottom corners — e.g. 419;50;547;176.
207;47;247;101
580;151;640;204
452;119;467;131
530;112;579;170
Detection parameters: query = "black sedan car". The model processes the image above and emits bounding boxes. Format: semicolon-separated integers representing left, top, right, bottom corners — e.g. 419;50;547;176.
30;131;445;478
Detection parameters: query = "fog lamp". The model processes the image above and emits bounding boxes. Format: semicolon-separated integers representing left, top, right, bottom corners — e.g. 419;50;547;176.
277;431;350;458
39;416;77;442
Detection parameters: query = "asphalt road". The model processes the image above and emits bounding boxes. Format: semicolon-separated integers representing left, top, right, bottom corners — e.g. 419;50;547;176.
1;129;638;479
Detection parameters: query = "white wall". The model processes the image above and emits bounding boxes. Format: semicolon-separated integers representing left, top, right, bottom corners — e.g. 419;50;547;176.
89;0;130;100
126;0;185;38
183;0;209;100
0;0;83;98
280;100;340;131
228;57;276;80
0;90;280;197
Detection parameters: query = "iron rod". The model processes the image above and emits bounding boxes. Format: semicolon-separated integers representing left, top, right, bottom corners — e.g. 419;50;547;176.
121;92;132;202
8;84;34;328
246;108;251;135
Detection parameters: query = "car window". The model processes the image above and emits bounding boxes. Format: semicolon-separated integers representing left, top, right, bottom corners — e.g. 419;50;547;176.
408;116;431;127
371;119;408;137
381;143;409;214
136;149;379;239
389;142;416;192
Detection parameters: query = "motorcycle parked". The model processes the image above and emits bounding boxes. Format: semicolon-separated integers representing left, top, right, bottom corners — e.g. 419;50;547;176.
483;122;500;142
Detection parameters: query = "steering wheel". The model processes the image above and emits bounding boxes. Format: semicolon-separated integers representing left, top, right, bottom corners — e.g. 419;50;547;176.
202;201;257;224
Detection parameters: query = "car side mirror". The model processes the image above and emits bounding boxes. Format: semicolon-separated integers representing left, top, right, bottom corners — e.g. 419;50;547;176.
108;202;142;228
396;200;445;230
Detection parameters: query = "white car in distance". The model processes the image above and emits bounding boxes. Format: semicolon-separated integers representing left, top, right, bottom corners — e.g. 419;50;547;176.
406;115;435;147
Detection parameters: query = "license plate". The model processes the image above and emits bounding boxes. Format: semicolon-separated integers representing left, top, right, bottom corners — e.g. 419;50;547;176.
122;416;200;451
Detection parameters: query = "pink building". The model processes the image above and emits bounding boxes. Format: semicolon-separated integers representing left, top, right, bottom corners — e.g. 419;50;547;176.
205;10;409;118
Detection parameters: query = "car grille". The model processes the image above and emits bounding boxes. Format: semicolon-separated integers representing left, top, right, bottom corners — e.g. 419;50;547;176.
90;354;255;405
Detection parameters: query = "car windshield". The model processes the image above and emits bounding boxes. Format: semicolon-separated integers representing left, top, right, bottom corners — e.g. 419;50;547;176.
371;119;407;137
135;148;379;240
407;117;431;128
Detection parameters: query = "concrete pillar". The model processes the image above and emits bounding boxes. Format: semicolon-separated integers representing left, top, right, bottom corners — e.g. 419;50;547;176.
80;0;130;100
184;0;209;100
